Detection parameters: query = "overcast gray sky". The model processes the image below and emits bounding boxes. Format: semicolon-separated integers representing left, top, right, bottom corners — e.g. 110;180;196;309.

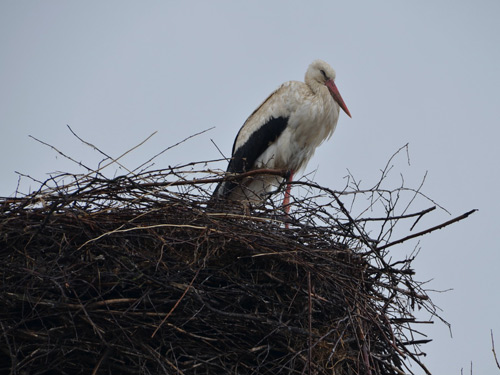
1;1;499;374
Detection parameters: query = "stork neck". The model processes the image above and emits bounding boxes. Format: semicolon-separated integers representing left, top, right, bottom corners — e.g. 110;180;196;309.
304;77;324;95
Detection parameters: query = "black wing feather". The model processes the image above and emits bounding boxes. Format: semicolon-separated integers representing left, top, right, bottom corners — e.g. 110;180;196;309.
216;116;289;198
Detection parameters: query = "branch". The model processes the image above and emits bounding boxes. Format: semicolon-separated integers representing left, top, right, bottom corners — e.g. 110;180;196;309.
376;209;478;251
131;127;215;174
355;206;436;223
67;124;133;175
492;330;500;370
133;168;288;188
29;134;98;174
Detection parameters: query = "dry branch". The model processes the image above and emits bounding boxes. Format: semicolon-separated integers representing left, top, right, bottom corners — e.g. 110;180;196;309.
492;330;500;371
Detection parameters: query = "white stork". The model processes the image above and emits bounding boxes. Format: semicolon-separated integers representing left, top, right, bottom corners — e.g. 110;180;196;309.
212;59;351;213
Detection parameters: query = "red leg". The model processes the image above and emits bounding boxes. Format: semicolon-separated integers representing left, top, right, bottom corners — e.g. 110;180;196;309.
282;170;294;228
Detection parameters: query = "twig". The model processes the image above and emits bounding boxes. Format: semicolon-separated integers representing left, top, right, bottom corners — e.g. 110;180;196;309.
151;267;201;338
67;124;133;175
77;223;218;251
376;209;477;251
30;131;158;196
29;134;99;175
138;168;288;189
91;348;110;375
492;330;500;370
131;127;215;174
355;206;436;223
410;206;435;231
210;138;228;160
308;271;312;375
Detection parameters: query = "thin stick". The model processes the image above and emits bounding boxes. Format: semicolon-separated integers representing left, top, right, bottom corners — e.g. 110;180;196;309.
138;168;288;188
91;348;110;375
151;267;201;338
355;206;436;223
67;124;133;175
77;223;218;251
131;127;215;174
29;135;98;174
376;209;477;251
492;330;500;370
32;131;158;196
308;271;312;375
211;138;228;160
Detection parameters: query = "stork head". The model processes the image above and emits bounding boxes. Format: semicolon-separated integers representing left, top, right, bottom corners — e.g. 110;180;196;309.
306;60;351;118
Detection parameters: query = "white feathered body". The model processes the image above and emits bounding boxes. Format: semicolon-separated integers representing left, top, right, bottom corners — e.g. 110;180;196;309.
240;81;340;173
212;59;348;205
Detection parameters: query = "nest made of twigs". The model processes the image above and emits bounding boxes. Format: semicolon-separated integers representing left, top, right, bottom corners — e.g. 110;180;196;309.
0;150;475;375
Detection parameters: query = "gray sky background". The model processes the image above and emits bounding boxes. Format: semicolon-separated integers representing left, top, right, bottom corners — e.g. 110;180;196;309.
1;1;499;374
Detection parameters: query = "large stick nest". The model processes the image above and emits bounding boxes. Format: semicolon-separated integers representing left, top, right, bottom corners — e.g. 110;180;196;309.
0;138;475;375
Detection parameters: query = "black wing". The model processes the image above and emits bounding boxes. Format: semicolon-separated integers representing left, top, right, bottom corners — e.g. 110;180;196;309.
215;116;289;198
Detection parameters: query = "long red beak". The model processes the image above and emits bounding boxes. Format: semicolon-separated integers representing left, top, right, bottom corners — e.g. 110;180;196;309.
326;79;351;118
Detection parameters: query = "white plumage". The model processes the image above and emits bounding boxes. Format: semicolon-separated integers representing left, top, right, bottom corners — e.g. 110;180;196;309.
212;59;351;208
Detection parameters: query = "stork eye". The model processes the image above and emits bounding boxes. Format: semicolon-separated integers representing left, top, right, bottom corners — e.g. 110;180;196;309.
320;69;328;79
